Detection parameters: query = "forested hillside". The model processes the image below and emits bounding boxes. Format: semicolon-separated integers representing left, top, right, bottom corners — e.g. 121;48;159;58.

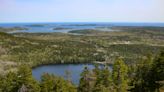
0;51;163;92
0;26;164;92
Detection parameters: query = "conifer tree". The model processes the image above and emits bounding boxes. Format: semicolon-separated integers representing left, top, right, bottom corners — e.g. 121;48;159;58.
17;65;41;92
40;73;77;92
148;51;164;92
112;57;128;92
92;64;100;76
78;66;91;92
40;73;55;92
130;54;153;92
93;65;112;92
0;72;17;92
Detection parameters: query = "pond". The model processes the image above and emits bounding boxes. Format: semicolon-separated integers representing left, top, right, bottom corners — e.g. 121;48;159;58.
32;64;112;85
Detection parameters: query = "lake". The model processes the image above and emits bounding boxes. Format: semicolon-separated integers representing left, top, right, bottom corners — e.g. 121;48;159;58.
32;64;112;85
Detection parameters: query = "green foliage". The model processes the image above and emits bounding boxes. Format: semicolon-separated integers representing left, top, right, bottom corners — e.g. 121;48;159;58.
151;51;164;83
78;59;129;92
130;51;164;92
78;67;91;92
0;65;40;92
93;65;113;92
95;65;111;87
93;84;111;92
0;51;163;92
148;51;164;92
40;73;77;92
0;65;77;92
112;57;128;92
129;56;152;92
0;72;17;92
0;26;164;92
0;28;164;70
17;65;41;92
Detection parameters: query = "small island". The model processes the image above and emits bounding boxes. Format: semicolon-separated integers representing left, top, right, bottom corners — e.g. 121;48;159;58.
53;27;73;30
26;24;46;27
68;29;103;34
0;27;28;32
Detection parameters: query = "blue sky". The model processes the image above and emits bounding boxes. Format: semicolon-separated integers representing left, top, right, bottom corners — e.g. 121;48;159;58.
0;0;164;23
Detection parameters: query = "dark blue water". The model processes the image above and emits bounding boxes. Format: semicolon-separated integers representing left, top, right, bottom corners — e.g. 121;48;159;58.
32;64;111;85
0;22;164;33
32;64;95;85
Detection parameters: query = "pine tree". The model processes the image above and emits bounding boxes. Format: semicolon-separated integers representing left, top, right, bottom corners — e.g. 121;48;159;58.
101;66;111;87
78;66;91;92
93;65;112;92
148;51;164;92
130;54;154;92
92;64;100;76
40;73;55;92
40;73;77;92
0;72;17;92
17;65;41;92
95;65;111;87
112;57;128;92
94;83;111;92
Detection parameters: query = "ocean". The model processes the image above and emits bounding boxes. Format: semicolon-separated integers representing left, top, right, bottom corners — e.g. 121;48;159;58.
0;22;164;33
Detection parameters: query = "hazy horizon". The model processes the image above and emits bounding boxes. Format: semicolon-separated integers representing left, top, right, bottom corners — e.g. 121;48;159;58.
0;21;164;24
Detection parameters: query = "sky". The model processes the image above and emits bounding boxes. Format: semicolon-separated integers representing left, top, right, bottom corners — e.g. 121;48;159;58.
0;0;164;23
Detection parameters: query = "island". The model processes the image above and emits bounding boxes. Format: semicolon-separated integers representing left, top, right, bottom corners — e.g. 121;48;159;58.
26;24;46;27
53;27;73;30
0;27;28;32
68;29;102;34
